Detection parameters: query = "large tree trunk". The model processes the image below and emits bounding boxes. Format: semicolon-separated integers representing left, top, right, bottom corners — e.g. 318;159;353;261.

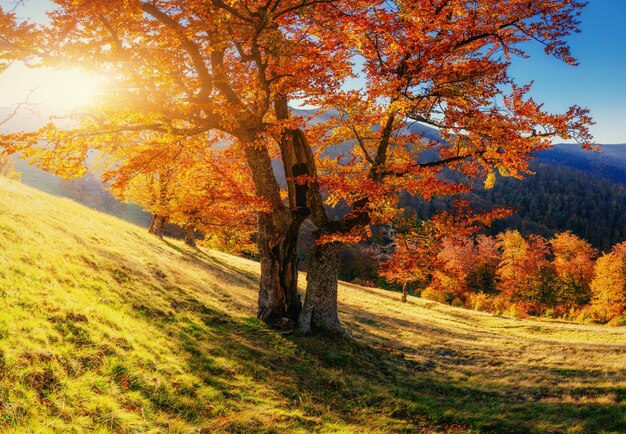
298;240;347;336
241;134;304;324
272;99;346;334
402;282;408;303
256;214;304;323
184;225;196;247
280;216;305;321
245;98;326;326
149;214;166;238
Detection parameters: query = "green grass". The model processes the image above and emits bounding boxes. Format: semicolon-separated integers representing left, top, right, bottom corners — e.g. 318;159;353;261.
0;176;625;433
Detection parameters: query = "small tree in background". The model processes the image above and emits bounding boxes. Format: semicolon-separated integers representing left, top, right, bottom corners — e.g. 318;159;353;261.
497;231;551;305
551;232;596;310
99;134;257;254
466;235;501;296
383;201;510;304
587;253;626;324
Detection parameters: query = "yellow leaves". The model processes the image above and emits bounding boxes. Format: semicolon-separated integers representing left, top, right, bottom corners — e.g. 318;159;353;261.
588;252;626;323
483;170;496;189
0;7;37;71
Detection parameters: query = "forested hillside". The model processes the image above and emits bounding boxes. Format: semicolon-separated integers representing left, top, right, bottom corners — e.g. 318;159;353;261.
483;163;626;250
538;144;626;185
400;145;626;251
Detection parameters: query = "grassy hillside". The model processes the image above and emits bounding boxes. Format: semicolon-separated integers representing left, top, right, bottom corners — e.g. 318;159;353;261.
0;177;625;433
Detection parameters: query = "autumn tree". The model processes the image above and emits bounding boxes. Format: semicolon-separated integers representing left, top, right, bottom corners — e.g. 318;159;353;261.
96;132;258;251
4;1;592;335
425;236;475;306
466;235;501;295
378;219;442;302
382;201;509;304
587;252;626;324
497;231;551;304
5;0;355;327
155;149;258;253
551;231;596;309
429;234;502;310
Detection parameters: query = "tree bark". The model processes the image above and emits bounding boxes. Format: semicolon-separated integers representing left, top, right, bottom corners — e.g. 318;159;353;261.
271;103;347;334
248;99;325;325
184;225;196;247
149;214;166;238
240;135;304;324
256;214;304;322
298;240;348;336
402;282;408;303
280;216;305;321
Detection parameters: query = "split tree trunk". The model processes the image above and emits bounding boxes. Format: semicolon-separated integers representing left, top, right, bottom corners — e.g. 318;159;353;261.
273;99;348;334
184;225;196;247
298;240;347;336
250;100;324;325
149;214;166;238
241;135;304;324
256;213;304;322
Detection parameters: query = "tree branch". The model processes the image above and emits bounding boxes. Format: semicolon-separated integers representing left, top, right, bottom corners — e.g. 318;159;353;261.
140;2;213;101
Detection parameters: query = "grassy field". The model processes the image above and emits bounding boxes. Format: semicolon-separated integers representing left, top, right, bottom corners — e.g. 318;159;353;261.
0;176;625;433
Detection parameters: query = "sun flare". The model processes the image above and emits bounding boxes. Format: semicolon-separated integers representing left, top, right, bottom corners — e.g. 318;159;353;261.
0;63;106;116
33;68;106;112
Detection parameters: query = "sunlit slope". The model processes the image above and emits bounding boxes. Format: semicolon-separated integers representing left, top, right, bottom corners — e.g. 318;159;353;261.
0;177;625;433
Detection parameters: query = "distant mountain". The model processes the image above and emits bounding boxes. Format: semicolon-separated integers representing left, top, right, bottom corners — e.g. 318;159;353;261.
535;143;626;185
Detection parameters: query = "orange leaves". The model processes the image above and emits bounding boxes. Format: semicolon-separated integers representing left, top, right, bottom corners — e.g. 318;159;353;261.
383;224;626;322
0;7;37;72
295;0;594;248
378;219;441;284
4;0;596;271
551;232;596;285
431;199;513;238
317;225;372;245
496;230;551;299
99;132;259;254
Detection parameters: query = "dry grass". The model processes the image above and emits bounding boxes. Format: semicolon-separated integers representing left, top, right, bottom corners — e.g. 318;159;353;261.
0;176;624;433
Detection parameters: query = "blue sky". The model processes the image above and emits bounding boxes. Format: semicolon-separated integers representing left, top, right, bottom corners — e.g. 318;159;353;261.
509;0;626;144
4;0;626;143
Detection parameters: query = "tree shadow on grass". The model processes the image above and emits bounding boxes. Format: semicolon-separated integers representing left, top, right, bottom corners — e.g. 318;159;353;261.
121;281;626;433
187;314;626;432
163;240;259;286
48;241;625;432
